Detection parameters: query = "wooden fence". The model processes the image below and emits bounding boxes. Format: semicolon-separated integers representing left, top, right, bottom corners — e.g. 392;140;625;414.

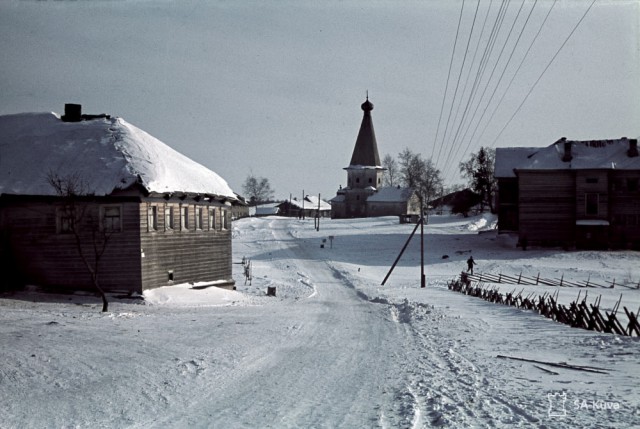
466;270;640;289
449;273;640;337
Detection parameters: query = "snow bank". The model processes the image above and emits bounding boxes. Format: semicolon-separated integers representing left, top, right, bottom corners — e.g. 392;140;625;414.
143;283;246;307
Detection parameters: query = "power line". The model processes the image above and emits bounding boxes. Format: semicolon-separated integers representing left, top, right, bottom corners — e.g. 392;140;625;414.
447;0;538;182
435;0;481;169
445;0;527;179
488;0;598;148
432;0;466;162
440;0;510;179
476;0;556;147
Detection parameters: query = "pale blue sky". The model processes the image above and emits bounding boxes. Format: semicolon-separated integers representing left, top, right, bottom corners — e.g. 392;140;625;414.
1;0;637;199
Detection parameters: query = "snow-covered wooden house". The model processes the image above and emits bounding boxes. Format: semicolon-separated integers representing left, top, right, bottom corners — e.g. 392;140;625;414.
495;137;640;249
278;196;332;218
330;97;419;220
0;105;239;293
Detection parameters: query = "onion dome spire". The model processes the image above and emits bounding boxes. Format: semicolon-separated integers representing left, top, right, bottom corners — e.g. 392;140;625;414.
349;93;381;167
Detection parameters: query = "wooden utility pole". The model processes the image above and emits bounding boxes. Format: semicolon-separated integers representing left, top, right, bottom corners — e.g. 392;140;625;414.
382;202;426;288
315;193;321;231
420;203;425;288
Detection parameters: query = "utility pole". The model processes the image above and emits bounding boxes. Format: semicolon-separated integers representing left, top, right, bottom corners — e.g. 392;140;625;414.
420;202;425;288
381;202;426;288
315;193;321;231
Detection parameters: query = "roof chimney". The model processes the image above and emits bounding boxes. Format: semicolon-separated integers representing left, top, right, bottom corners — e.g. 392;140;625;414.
628;139;639;158
561;138;572;162
62;103;82;122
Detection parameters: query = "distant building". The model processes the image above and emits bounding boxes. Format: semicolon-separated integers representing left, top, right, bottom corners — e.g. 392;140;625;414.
278;196;331;218
330;98;420;219
428;188;482;216
254;203;280;217
0;105;240;293
495;137;640;249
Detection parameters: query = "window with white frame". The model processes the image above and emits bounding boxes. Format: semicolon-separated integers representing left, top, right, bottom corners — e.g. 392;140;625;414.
181;205;189;230
148;205;158;231
208;207;216;230
196;207;204;230
101;205;122;232
221;209;228;230
165;205;174;230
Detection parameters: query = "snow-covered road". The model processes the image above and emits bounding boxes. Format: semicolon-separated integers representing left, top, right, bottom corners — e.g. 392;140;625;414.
1;215;639;428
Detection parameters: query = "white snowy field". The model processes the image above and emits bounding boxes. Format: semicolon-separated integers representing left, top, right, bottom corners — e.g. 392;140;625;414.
1;214;639;428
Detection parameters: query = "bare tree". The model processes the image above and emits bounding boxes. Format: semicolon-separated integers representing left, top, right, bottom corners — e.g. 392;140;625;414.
242;174;275;205
382;154;398;187
47;171;111;312
397;148;443;208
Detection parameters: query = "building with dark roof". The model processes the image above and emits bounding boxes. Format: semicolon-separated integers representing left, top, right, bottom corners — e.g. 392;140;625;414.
330;98;420;219
495;137;640;249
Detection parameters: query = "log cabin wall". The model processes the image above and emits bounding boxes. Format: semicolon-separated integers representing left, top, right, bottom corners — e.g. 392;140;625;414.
575;170;609;220
497;178;518;232
609;171;640;248
0;198;142;293
517;171;576;246
139;199;234;290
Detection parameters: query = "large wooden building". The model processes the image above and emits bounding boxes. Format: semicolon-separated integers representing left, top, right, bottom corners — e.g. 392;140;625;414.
0;106;239;293
495;137;640;249
330;98;420;219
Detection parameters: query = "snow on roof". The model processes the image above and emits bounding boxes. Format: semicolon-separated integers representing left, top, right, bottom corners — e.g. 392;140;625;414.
495;138;640;178
0;112;236;199
367;186;415;203
576;219;610;226
255;205;280;216
287;196;331;210
494;147;539;178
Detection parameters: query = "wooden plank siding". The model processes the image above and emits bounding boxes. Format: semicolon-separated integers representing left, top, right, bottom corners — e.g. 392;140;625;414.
518;171;576;246
139;201;234;290
1;197;236;293
609;171;640;248
497;178;518;232
575;170;609;219
1;200;142;293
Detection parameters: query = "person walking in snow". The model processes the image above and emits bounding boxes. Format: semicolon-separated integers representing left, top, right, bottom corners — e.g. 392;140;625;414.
466;255;476;275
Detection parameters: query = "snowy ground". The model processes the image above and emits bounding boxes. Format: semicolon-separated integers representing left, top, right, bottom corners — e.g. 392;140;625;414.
1;214;639;428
